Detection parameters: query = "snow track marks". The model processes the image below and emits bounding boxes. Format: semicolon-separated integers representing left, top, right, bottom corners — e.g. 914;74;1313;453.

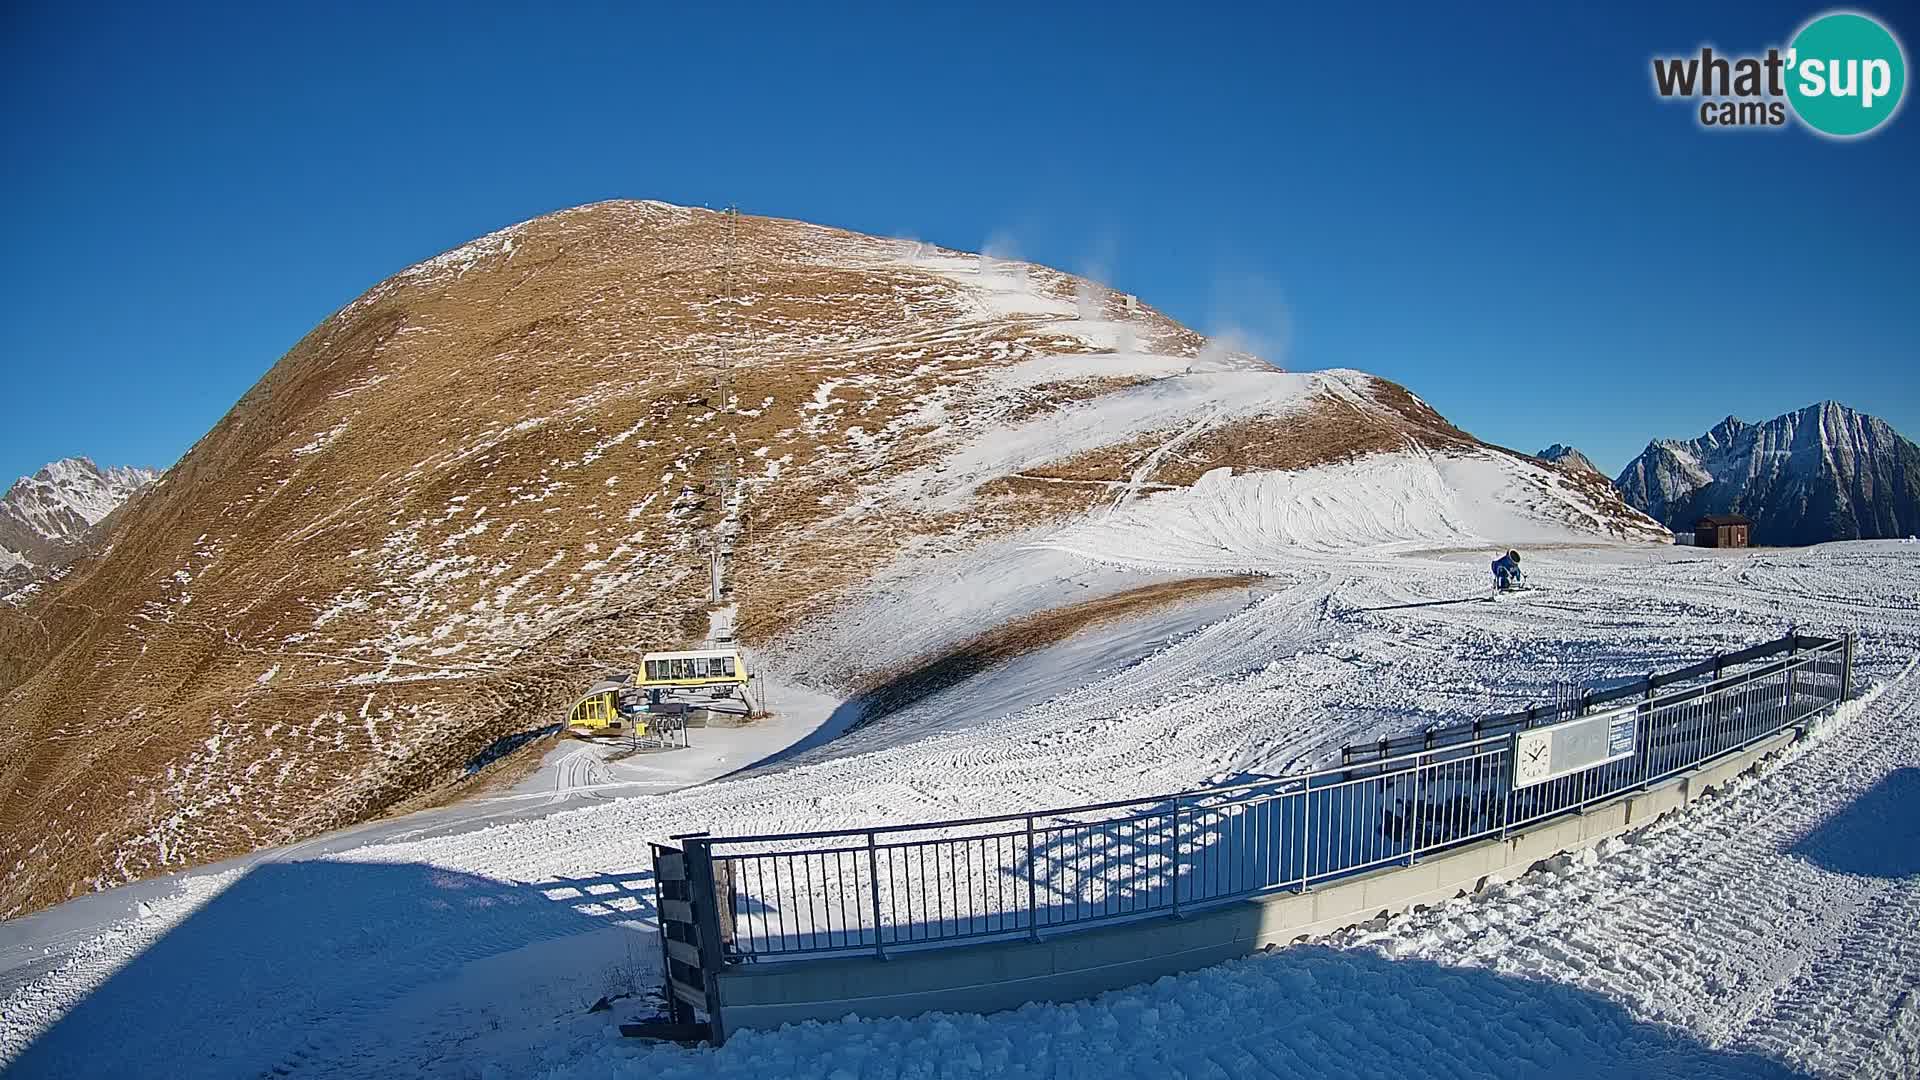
1339;663;1920;1079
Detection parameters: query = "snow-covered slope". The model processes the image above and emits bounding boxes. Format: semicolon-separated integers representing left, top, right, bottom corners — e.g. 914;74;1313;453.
1333;664;1920;1079
1617;402;1920;545
0;457;157;591
4;536;1916;1078
1044;451;1658;570
0;201;1663;917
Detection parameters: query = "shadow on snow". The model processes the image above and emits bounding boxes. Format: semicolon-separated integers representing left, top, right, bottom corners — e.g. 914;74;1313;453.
6;860;655;1079
1787;766;1920;879
9;863;1823;1079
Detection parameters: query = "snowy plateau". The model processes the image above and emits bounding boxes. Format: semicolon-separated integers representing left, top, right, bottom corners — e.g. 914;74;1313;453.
1;203;1917;1079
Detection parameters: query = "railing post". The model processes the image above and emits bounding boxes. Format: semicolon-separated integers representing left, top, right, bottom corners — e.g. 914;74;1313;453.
865;830;885;959
1407;758;1422;866
1640;675;1656;786
651;842;694;1027
1787;636;1801;723
1024;815;1040;942
1500;733;1516;841
1297;779;1312;892
1842;633;1854;703
1170;795;1183;918
682;836;729;1045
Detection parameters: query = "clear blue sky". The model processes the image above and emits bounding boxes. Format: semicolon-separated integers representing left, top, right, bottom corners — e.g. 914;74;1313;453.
2;1;1915;484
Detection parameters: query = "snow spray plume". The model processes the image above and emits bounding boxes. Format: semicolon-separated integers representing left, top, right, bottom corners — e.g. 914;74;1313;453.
1074;237;1118;324
980;231;1028;291
1195;329;1263;370
1205;271;1293;370
893;236;927;266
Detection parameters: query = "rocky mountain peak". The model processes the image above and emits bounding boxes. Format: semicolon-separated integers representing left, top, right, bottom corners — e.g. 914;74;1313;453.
1537;444;1600;475
0;456;160;590
1616;402;1920;545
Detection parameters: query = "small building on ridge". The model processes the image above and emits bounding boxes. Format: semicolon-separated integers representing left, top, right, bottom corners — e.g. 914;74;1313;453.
1694;513;1753;548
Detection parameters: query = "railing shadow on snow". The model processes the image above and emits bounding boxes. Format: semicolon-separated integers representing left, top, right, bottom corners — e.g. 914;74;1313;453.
1786;765;1920;879
7;863;1822;1078
5;860;660;1079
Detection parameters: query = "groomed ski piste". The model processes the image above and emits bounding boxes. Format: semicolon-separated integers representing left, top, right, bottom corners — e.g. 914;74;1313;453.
3;464;1919;1077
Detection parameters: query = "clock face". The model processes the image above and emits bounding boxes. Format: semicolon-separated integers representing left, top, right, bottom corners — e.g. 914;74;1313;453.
1515;731;1553;787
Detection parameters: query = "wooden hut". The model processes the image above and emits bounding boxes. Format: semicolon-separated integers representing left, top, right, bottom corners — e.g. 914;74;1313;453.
1694;513;1752;548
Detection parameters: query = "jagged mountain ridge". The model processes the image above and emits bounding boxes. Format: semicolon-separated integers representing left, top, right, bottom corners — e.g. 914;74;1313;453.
1616;402;1920;545
0;200;1663;916
1538;444;1600;475
0;457;159;592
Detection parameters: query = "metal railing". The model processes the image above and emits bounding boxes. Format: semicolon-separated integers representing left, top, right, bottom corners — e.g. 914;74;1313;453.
675;633;1851;963
1339;632;1846;765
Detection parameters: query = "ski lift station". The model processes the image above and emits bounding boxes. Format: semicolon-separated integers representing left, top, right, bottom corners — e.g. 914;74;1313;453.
639;648;748;689
565;647;751;737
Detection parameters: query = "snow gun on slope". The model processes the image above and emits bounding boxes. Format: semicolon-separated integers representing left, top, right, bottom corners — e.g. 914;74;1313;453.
1490;549;1527;595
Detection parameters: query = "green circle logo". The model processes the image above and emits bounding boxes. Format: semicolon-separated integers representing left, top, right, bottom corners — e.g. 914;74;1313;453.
1787;12;1907;137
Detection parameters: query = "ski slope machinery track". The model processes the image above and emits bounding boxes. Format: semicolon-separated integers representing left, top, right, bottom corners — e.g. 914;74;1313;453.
1337;657;1920;1079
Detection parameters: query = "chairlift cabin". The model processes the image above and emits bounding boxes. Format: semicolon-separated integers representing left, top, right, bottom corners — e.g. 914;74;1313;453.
637;648;748;695
566;675;646;737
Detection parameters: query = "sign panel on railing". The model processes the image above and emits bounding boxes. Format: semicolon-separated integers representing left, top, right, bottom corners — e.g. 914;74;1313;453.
1513;705;1639;789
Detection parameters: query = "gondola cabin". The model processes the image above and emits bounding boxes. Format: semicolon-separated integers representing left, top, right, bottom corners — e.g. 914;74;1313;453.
567;677;645;737
638;648;748;694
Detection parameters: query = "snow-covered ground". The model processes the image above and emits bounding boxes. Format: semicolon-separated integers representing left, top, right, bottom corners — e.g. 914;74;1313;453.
2;539;1918;1078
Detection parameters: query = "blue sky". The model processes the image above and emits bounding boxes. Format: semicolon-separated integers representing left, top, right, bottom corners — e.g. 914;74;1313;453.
1;1;1914;485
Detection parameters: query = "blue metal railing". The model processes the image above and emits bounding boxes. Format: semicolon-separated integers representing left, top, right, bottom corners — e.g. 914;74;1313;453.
674;633;1851;962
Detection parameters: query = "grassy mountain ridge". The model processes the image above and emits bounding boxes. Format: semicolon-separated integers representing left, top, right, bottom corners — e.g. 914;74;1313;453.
0;201;1660;915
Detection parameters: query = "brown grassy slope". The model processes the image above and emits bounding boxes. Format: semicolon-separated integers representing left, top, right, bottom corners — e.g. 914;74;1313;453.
850;576;1259;722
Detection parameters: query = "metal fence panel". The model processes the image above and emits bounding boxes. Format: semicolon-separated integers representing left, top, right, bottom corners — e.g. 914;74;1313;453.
694;635;1851;962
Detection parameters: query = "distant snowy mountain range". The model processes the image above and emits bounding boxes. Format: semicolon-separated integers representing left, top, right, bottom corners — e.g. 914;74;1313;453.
0;457;160;592
1616;402;1920;546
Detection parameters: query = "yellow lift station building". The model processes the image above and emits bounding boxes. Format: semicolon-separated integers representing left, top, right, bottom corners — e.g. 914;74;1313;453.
565;649;750;736
638;648;748;692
